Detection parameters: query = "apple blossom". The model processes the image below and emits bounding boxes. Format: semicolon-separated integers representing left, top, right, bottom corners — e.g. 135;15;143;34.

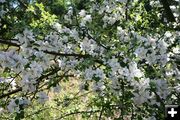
0;0;179;119
37;91;49;104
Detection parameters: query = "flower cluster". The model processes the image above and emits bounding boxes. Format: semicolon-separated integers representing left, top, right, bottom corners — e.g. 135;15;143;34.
0;0;179;119
7;97;30;113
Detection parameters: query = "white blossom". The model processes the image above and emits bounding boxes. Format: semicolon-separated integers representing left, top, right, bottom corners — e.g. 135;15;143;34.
173;47;180;54
84;67;94;80
129;62;143;78
0;0;5;3
29;61;43;77
21;75;37;92
7;99;19;113
80;15;92;26
135;47;147;59
70;29;79;41
107;57;120;71
95;68;105;80
38;92;49;103
80;37;92;51
133;90;150;105
53;22;63;33
0;107;4;115
92;81;105;92
79;10;86;17
52;84;61;93
116;0;127;3
57;59;66;68
155;79;169;99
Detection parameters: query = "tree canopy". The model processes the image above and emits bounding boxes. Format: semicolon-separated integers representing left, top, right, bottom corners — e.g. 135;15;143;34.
0;0;179;119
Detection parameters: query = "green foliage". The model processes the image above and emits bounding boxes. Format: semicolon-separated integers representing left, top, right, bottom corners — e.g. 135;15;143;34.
0;0;179;119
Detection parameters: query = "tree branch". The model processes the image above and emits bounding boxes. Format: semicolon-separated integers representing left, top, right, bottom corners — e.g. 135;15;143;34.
0;38;104;64
160;0;176;22
0;67;60;99
17;0;28;9
0;39;20;47
0;87;22;99
98;106;104;120
0;39;89;58
55;110;101;120
43;50;90;58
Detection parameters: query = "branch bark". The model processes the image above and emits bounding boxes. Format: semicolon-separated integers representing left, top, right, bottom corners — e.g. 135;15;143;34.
0;38;104;64
0;39;20;47
0;88;22;99
0;39;89;58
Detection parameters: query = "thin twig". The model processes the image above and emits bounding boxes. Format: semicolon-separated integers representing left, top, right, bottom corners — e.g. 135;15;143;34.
98;106;104;120
55;110;101;120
